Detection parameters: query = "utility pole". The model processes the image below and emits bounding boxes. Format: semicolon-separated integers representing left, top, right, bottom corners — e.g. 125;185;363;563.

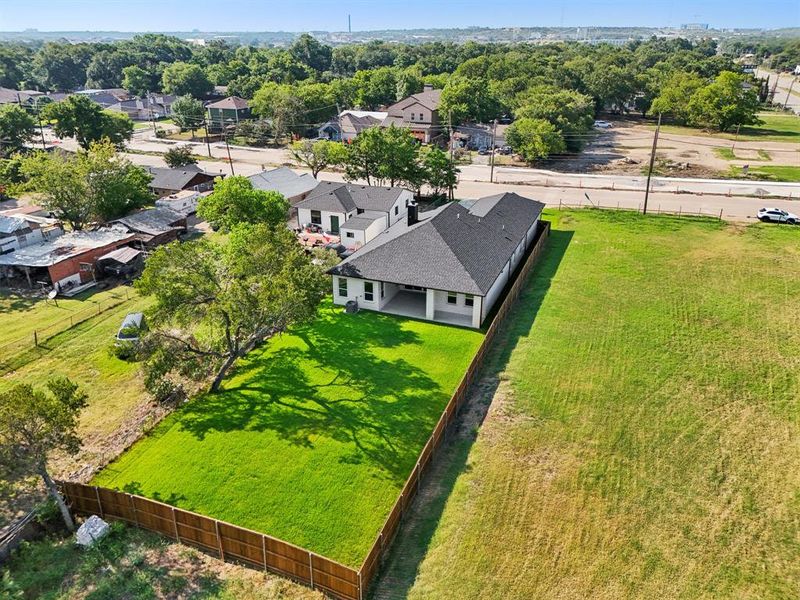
202;117;212;158
785;77;797;109
488;119;498;183
448;110;454;161
731;123;741;152
643;112;661;216
223;125;235;176
147;91;156;135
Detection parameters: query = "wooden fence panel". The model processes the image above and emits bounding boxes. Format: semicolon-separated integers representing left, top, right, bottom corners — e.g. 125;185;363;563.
58;482;363;600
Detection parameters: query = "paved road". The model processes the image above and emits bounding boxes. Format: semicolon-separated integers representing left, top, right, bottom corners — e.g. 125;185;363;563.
756;68;800;114
45;133;800;222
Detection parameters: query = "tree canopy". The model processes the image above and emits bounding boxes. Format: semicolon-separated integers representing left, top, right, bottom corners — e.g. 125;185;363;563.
42;94;133;149
505;118;566;164
0;104;36;158
0;377;87;531
136;223;331;393
22;141;152;229
197;175;289;232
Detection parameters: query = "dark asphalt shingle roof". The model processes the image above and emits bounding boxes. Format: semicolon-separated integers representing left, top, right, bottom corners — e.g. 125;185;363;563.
146;166;214;191
329;193;544;295
341;211;385;231
295;182;406;214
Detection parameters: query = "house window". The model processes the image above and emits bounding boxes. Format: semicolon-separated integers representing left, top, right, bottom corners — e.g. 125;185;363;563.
346;231;354;238
381;281;385;298
465;294;474;307
364;281;374;302
357;208;364;214
447;292;457;305
338;278;348;297
410;113;415;120
394;206;399;215
310;210;322;225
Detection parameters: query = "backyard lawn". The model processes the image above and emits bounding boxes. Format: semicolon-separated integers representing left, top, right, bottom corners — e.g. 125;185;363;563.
94;302;484;566
386;210;800;599
729;164;800;182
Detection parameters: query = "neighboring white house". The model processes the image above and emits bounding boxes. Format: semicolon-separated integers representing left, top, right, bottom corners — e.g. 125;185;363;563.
328;193;545;329
294;182;414;246
0;214;62;255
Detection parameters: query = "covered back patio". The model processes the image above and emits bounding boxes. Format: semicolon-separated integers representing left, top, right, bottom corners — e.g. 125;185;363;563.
381;289;475;328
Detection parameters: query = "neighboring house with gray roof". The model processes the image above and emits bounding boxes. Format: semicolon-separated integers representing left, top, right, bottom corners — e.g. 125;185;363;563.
294;182;413;245
328;192;544;328
247;167;318;203
112;207;187;248
382;84;443;143
145;166;219;197
318;110;388;142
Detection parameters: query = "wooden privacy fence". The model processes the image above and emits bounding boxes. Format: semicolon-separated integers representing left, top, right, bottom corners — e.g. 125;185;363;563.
59;481;361;600
59;220;552;600
358;220;551;590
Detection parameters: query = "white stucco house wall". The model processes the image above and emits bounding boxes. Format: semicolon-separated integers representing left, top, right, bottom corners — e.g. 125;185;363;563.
328;193;545;329
295;182;414;246
0;214;62;255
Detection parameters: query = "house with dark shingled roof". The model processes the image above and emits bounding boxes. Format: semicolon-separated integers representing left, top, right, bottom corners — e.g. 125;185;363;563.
328;192;544;328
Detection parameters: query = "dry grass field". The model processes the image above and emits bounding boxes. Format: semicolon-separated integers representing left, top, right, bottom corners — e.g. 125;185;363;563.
379;209;800;600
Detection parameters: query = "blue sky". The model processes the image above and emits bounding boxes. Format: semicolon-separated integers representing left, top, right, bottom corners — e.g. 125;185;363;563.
0;0;797;31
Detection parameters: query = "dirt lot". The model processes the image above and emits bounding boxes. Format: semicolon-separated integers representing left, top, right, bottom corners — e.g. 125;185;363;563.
543;116;799;178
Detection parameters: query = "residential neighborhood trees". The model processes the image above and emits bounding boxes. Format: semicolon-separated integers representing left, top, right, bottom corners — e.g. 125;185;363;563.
290;139;347;177
505;118;567;164
21;141;152;228
197;175;289;232
0;377;88;531
42;95;133;149
163;144;198;168
0;104;36;157
251;82;304;142
170;95;206;134
136;223;329;393
161;62;213;98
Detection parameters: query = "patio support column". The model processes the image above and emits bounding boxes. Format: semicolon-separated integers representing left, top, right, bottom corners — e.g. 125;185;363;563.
425;289;435;321
472;297;482;329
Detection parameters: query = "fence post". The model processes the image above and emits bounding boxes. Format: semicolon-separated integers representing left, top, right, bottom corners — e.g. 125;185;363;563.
358;571;363;600
719;208;723;221
215;520;225;560
128;494;138;527
308;552;315;588
262;535;268;571
171;507;180;542
94;486;103;518
33;331;38;347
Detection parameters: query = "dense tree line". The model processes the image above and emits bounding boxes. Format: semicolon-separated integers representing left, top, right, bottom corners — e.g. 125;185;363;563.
0;34;780;164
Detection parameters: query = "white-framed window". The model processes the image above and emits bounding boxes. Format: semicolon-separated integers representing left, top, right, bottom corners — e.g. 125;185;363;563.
465;294;474;307
310;210;322;225
346;231;354;238
338;278;348;297
410;113;415;120
447;292;457;305
364;281;374;302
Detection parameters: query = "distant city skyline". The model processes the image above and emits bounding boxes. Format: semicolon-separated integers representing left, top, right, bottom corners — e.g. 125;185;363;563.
0;0;798;32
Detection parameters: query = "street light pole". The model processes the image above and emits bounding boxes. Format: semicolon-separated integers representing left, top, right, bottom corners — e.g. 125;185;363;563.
489;119;498;183
643;112;661;216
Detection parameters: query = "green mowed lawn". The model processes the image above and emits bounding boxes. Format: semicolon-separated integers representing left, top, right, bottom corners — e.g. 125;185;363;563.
659;112;800;143
729;164;800;182
402;210;800;599
94;302;484;566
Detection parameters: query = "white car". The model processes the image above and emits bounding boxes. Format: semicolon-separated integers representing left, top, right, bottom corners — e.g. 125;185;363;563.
593;120;613;129
757;207;799;224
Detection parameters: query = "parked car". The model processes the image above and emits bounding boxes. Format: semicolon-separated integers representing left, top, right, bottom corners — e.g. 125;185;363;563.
115;312;146;344
757;207;799;224
593;120;613;129
498;145;513;155
302;223;324;234
477;146;490;155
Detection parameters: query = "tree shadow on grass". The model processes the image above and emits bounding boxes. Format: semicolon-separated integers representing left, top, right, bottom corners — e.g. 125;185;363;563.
369;228;574;599
177;308;453;485
122;481;187;506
